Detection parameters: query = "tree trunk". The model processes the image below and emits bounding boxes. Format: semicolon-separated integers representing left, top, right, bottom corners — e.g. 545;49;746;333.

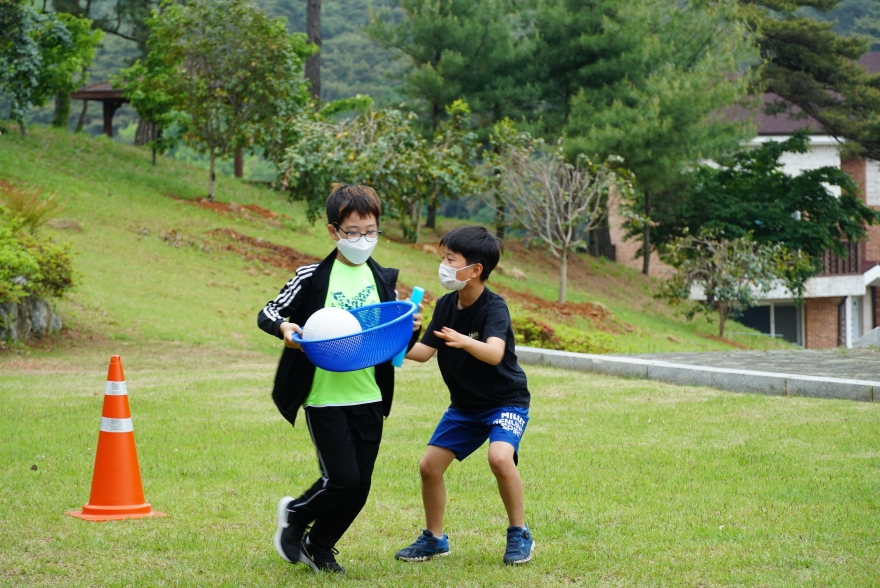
208;150;216;202
558;248;568;304
75;99;88;133
18;119;26;137
52;92;71;129
493;158;505;239
495;200;505;239
718;302;728;338
306;0;322;99
426;203;436;229
642;190;651;276
414;202;423;244
234;147;244;178
134;117;156;146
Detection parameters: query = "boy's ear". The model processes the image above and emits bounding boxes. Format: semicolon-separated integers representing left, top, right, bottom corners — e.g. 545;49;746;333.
471;263;483;280
327;223;339;241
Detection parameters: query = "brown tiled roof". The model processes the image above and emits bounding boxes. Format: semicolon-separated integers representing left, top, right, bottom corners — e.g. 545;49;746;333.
756;51;879;135
70;81;126;101
756;94;822;135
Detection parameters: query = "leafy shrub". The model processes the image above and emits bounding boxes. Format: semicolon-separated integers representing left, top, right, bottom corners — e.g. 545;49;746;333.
0;203;74;304
512;316;621;355
0;213;40;304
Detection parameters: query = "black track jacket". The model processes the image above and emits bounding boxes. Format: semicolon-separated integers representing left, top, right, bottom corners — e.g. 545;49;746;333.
257;250;419;427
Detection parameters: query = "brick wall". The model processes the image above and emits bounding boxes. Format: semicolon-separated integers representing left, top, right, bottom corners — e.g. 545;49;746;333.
607;197;674;278
805;296;843;348
838;159;880;267
841;159;867;201
866;225;880;266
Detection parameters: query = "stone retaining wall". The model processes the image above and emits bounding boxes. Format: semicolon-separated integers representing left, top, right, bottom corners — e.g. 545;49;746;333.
0;296;62;344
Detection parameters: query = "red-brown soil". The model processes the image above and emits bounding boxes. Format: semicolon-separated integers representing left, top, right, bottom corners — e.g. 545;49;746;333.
206;228;320;272
167;193;282;221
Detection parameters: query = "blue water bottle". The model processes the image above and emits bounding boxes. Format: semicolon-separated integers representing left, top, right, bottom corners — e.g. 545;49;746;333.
392;286;424;367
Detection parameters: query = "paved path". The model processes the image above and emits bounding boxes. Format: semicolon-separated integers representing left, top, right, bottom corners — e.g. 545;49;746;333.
616;349;880;382
517;347;880;402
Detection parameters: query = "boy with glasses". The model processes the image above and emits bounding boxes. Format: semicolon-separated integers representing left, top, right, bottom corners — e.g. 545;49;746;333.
258;183;422;574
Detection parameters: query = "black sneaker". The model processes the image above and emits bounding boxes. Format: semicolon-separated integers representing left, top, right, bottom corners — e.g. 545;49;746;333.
300;533;346;574
273;497;310;564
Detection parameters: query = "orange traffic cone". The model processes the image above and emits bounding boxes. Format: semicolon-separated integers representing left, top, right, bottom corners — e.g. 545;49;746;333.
67;356;166;521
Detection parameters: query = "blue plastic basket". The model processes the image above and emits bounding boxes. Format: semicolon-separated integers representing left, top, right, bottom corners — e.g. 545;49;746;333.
292;301;417;372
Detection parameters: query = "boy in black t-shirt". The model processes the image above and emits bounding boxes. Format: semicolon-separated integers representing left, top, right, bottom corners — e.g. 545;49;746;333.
395;225;535;566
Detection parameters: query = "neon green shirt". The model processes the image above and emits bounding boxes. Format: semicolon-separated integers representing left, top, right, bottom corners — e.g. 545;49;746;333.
305;259;382;407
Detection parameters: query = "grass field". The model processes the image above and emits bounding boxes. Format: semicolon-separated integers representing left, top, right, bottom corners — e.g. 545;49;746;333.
2;126;877;586
2;345;879;587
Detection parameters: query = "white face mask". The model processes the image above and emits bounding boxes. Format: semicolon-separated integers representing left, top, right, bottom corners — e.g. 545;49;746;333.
439;263;475;291
335;230;378;265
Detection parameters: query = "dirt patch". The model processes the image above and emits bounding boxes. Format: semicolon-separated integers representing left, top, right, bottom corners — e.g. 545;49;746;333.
46;218;83;232
494;284;611;320
206;228;320;272
495;284;630;334
167;193;282;222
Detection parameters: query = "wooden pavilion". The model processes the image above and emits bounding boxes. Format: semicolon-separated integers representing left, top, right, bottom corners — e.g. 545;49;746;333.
70;81;127;138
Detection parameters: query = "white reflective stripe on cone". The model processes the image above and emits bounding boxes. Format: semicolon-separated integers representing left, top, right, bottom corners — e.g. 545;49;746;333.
100;417;134;433
105;381;128;396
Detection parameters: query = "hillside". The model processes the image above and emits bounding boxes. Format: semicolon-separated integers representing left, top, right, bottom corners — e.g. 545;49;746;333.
0;125;791;355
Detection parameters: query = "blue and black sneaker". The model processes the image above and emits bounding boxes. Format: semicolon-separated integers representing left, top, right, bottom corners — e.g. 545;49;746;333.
503;525;535;565
395;529;451;562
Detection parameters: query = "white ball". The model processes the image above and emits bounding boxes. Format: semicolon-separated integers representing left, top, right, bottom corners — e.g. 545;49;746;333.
302;307;362;341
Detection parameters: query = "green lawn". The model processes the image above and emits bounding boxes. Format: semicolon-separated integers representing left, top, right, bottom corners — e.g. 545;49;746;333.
2;345;879;586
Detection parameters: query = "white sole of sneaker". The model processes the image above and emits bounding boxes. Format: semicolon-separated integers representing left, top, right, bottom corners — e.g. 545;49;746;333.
273;496;294;563
396;550;451;562
298;537;321;572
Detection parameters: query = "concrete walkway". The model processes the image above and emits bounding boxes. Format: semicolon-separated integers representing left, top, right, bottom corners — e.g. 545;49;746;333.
516;347;880;402
621;349;880;381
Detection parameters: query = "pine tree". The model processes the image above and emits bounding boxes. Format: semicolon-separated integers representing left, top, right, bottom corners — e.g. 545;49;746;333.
741;0;880;160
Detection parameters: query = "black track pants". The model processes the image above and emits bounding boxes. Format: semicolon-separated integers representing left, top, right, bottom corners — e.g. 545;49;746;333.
289;402;383;550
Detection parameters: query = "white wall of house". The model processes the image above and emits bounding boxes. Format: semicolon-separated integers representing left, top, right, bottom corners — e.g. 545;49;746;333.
747;135;842;196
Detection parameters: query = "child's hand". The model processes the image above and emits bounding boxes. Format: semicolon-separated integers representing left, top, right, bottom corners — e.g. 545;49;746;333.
435;329;506;365
434;327;470;349
412;302;424;332
279;322;303;350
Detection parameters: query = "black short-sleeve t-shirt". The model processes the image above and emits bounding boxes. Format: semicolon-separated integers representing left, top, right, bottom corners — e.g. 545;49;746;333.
421;287;530;411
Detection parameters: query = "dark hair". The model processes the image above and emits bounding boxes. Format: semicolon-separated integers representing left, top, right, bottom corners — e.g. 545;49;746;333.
326;183;382;226
439;225;505;281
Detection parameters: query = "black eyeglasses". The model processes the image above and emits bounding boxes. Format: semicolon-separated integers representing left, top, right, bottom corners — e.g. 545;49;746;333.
334;224;382;243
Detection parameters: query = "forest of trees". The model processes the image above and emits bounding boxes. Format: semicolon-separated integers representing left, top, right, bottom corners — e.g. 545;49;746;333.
6;0;878;144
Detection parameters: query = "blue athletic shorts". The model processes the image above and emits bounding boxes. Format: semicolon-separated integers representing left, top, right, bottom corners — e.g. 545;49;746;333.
428;406;529;464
